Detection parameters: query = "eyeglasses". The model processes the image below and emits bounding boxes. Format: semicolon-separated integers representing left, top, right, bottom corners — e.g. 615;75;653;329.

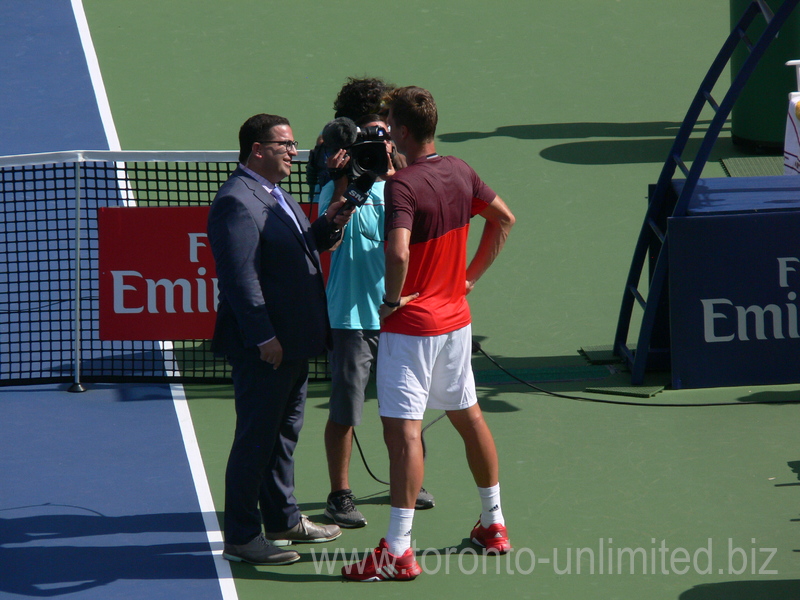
259;140;299;150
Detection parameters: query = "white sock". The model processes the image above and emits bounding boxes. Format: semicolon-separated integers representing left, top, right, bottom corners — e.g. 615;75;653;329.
478;483;504;527
385;506;415;556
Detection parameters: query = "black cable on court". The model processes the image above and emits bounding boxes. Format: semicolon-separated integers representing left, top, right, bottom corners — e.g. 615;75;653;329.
352;340;800;486
473;341;800;408
352;415;444;487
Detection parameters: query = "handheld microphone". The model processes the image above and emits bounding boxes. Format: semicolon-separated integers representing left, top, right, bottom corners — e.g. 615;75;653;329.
342;171;377;210
330;170;376;239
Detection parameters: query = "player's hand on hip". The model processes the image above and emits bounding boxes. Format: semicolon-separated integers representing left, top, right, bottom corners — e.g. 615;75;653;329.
379;292;420;322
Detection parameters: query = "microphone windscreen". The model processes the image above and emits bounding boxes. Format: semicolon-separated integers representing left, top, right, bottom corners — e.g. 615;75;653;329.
322;117;358;151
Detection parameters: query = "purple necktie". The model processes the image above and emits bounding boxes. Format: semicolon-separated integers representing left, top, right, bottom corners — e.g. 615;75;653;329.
271;187;302;232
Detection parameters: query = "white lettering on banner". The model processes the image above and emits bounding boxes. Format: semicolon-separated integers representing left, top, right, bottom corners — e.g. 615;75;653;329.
147;278;193;313
212;276;219;311
701;257;800;343
701;299;735;343
112;270;144;314
110;232;218;315
736;304;784;341
777;257;800;287
789;292;799;338
196;267;208;313
112;267;217;315
188;233;207;263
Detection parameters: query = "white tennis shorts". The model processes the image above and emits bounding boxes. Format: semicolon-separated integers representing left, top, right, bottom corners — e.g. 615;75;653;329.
376;324;477;420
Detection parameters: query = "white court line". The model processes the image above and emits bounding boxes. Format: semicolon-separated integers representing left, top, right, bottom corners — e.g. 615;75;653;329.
71;2;237;598
71;0;119;152
166;347;238;600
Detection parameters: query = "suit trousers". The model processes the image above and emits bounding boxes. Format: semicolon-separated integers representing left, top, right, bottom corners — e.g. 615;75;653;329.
223;350;308;545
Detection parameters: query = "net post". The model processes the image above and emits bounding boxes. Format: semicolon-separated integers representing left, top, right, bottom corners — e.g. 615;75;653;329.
68;156;86;393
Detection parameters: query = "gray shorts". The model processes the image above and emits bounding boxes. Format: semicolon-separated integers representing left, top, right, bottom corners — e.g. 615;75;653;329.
328;328;380;426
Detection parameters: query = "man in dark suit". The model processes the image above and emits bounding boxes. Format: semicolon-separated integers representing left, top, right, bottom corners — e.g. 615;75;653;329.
208;113;351;565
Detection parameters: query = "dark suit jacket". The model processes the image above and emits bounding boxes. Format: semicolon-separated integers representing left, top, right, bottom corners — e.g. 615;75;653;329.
207;167;340;360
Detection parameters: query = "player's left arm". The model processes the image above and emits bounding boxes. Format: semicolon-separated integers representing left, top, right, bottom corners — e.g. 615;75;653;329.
466;195;515;295
380;227;419;320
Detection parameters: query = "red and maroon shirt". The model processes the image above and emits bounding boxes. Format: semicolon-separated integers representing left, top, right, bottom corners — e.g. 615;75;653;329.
383;154;495;336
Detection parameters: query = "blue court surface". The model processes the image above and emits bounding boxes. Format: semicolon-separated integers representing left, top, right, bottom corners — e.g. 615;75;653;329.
0;384;223;599
0;0;109;156
1;2;227;598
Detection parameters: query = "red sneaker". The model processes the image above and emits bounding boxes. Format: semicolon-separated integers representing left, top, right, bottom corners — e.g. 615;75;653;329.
341;538;422;582
470;520;511;554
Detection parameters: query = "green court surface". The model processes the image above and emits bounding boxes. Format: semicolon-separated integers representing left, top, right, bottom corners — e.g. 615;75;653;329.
84;1;799;597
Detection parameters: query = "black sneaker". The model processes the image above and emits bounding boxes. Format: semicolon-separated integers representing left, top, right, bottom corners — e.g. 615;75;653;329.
415;487;435;510
325;489;367;528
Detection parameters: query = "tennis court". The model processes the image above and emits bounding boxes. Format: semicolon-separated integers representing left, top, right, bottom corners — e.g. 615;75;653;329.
1;1;799;599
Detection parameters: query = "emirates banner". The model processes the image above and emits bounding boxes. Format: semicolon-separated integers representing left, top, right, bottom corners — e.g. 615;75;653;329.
98;206;217;340
669;210;800;389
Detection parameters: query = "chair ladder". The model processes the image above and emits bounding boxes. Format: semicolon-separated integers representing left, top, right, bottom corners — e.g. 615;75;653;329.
614;0;800;384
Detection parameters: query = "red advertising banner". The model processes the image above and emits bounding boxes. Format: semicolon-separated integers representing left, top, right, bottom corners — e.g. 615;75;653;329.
98;206;216;340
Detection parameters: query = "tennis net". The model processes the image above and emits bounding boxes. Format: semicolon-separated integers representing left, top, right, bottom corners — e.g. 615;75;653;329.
0;150;330;388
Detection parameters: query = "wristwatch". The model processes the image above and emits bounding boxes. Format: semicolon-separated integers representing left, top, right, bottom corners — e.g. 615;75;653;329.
382;295;401;308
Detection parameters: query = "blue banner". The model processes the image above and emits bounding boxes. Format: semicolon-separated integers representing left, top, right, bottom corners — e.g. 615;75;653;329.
669;210;800;388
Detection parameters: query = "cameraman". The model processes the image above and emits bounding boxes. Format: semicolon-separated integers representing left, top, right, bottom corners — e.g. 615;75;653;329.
319;115;432;528
307;77;396;202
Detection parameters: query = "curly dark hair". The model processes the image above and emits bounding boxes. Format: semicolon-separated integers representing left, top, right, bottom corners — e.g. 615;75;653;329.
333;76;394;120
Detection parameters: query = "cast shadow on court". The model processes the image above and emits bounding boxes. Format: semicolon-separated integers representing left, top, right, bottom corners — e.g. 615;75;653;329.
774;460;800;487
439;121;731;165
308;334;636;414
55;351;169;383
470;344;625;412
737;391;800;405
0;510;219;596
679;580;800;600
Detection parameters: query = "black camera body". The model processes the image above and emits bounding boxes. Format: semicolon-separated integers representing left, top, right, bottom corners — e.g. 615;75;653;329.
320;117;390;211
348;125;390;179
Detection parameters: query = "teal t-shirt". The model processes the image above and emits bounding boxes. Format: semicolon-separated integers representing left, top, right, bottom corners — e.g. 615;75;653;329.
318;179;385;330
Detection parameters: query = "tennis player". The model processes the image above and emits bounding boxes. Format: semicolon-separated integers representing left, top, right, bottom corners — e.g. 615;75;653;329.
342;86;516;581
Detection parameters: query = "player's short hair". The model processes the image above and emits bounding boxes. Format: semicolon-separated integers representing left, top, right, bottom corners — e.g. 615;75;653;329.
382;86;438;144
